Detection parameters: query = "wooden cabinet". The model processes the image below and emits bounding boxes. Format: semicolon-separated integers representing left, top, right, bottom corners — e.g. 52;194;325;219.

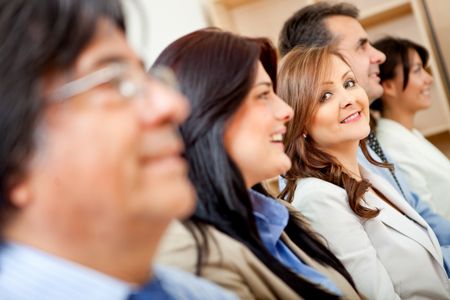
204;0;450;138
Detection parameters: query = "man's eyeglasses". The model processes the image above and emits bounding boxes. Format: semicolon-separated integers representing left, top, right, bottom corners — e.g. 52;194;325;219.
49;63;179;103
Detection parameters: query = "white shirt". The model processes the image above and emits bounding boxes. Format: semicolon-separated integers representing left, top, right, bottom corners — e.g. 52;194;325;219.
377;118;450;219
291;165;450;300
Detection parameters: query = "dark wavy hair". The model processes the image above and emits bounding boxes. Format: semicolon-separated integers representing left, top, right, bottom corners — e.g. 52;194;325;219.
278;2;359;57
278;47;385;219
152;28;356;299
371;36;430;113
0;0;124;228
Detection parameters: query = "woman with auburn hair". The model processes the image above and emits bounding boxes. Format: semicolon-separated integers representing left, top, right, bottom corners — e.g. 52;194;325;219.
153;29;362;300
277;46;450;300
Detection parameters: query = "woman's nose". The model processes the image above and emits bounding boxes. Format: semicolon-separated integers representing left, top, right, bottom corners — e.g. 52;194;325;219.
340;93;356;109
275;95;294;122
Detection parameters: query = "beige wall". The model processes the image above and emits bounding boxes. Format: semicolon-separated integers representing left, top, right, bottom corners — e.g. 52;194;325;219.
424;0;450;92
122;0;208;66
230;0;310;45
207;0;450;136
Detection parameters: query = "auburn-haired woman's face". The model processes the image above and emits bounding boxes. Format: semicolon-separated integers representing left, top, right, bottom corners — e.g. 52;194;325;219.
308;55;370;152
224;62;293;188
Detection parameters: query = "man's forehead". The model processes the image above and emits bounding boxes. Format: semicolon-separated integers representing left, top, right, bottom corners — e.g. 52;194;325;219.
324;15;367;49
75;19;140;75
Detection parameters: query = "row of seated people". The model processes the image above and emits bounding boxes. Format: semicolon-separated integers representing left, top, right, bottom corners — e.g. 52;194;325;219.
0;0;449;299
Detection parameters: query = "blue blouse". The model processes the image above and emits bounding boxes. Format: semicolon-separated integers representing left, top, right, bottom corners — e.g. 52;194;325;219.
249;189;342;296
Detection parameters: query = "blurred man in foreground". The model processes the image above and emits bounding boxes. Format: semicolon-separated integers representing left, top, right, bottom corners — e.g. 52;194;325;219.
0;0;237;299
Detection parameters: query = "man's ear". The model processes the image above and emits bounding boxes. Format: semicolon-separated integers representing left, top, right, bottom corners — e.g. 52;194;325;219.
9;178;32;208
381;79;398;99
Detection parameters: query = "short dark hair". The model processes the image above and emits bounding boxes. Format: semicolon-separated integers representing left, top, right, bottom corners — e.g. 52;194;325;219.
278;2;359;56
371;36;429;112
0;0;124;225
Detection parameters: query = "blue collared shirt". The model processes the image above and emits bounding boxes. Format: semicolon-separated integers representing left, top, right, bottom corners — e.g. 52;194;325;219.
249;190;342;296
0;242;237;300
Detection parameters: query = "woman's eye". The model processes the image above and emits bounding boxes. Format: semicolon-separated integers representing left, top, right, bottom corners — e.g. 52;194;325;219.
320;91;332;102
344;79;356;89
257;91;271;100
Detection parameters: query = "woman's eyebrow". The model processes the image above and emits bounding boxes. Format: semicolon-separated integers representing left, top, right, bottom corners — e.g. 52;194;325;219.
253;81;272;88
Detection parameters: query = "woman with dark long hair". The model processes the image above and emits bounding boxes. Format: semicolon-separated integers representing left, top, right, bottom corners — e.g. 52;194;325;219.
371;37;450;220
278;46;450;299
153;29;361;300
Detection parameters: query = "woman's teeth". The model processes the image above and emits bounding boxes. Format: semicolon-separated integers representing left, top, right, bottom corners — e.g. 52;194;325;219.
270;133;283;142
341;112;360;123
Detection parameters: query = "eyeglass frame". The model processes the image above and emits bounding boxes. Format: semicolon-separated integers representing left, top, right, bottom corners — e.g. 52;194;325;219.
48;62;179;104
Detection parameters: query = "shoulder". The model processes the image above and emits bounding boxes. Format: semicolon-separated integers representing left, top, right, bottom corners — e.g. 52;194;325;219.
294;177;347;201
158;221;244;260
158;221;196;254
376;119;414;146
0;243;132;300
160;221;243;247
157;221;260;273
156;221;199;275
154;265;238;300
377;118;404;132
157;221;295;300
291;178;350;217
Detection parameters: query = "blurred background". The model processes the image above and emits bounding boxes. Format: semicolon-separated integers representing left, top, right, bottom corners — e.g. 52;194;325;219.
122;0;450;157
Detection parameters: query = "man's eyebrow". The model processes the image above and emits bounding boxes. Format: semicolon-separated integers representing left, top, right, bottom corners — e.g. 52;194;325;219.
356;37;369;48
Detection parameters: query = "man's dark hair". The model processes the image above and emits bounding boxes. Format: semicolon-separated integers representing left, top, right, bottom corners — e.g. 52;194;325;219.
0;0;124;227
279;2;359;56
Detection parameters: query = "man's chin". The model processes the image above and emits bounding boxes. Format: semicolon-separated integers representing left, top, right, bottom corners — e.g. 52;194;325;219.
368;84;384;103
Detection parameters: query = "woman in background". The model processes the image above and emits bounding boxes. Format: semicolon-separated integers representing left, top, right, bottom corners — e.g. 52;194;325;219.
278;46;450;299
372;36;450;220
153;28;361;300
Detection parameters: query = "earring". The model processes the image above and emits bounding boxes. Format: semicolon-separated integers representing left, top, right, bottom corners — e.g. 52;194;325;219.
302;133;307;139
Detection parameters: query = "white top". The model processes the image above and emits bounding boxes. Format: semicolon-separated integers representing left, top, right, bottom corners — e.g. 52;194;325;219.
292;165;450;300
377;118;450;219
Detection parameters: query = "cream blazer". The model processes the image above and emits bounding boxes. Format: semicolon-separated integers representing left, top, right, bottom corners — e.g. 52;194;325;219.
156;208;361;300
292;165;450;300
377;118;450;220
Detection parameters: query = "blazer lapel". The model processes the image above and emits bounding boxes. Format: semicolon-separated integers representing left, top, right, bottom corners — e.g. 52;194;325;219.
360;165;444;266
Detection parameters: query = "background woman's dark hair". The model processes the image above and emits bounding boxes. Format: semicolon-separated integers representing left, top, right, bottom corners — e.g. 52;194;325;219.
371;37;429;113
0;0;124;228
152;28;355;299
278;47;387;219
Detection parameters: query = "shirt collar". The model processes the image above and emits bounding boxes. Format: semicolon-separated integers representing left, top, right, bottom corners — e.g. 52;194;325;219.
249;190;289;249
